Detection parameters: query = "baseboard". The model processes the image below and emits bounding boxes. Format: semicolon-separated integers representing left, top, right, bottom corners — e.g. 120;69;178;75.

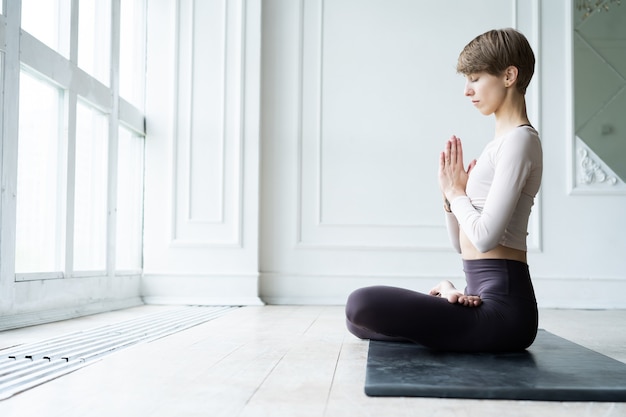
0;297;144;332
141;273;265;306
259;273;626;309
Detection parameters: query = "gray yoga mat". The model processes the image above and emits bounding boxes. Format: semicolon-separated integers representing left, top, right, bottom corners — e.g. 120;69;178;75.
365;329;626;401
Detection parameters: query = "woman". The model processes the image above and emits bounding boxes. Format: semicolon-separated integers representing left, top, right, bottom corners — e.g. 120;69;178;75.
345;28;542;352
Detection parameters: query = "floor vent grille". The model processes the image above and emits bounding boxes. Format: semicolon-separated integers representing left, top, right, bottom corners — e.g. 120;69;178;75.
0;306;237;400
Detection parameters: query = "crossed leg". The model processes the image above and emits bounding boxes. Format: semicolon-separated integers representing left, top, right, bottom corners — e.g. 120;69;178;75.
345;285;483;351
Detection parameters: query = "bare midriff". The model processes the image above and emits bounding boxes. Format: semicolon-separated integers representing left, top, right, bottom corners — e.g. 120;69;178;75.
459;229;527;263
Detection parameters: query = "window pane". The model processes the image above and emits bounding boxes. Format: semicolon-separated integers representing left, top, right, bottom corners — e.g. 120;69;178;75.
78;0;111;86
74;101;108;271
116;127;144;270
16;71;65;273
120;0;146;109
21;0;71;57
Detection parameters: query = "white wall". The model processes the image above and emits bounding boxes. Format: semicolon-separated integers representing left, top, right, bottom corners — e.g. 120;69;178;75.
143;0;626;309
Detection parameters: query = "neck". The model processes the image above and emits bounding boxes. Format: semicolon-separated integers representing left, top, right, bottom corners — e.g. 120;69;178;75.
494;91;530;137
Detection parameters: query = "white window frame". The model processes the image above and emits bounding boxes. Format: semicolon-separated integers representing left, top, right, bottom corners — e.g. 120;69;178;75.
0;0;146;285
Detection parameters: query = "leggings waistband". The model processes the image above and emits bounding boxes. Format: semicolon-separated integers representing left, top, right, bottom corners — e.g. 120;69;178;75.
462;258;534;299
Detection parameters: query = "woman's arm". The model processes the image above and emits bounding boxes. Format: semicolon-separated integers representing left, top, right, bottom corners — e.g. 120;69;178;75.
449;134;538;252
438;136;474;254
440;133;539;253
444;210;462;254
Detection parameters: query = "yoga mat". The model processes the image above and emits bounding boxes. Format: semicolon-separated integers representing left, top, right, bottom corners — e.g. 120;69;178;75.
365;330;626;401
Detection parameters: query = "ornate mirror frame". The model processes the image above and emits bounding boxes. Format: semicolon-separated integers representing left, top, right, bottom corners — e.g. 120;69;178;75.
568;0;626;194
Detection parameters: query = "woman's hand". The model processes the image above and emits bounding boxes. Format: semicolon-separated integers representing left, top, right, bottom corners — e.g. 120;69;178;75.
429;280;482;308
438;135;476;201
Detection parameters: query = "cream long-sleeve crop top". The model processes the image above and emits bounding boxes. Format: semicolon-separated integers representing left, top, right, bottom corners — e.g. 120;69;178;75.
445;125;543;253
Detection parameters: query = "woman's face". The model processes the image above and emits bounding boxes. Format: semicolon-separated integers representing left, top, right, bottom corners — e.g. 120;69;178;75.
463;72;506;116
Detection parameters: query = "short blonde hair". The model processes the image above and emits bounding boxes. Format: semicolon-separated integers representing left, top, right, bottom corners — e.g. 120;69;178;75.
456;28;535;95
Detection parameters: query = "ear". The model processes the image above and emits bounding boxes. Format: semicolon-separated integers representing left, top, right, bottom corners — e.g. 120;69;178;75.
503;66;519;88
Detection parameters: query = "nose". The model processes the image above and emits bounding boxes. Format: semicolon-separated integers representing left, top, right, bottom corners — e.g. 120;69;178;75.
464;82;473;97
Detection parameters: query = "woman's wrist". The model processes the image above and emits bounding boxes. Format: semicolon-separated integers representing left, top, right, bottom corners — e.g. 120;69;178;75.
444;188;467;203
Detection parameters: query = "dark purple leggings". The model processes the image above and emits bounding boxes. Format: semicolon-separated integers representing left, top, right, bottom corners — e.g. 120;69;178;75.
345;259;538;352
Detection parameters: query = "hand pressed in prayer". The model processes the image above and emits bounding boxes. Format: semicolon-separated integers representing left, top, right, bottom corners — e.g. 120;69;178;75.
438;135;477;201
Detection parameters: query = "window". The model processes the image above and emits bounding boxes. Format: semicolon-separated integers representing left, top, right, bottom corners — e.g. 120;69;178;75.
78;0;112;86
21;0;71;57
10;0;146;280
15;71;65;274
73;101;109;272
120;0;146;109
116;126;145;271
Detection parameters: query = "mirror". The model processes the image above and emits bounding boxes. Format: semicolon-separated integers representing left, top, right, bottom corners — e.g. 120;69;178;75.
574;1;626;187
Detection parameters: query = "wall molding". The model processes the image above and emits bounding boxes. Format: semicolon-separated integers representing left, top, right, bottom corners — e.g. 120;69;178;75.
171;0;245;246
574;136;626;193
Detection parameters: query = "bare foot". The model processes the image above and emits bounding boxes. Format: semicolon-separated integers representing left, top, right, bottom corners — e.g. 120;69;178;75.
429;280;462;303
429;280;482;307
457;294;482;307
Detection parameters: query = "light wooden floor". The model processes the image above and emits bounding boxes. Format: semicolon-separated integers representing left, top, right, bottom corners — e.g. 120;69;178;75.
1;305;626;417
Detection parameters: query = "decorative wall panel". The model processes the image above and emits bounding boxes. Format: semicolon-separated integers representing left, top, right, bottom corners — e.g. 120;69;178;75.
173;0;244;246
143;0;261;304
298;0;459;250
